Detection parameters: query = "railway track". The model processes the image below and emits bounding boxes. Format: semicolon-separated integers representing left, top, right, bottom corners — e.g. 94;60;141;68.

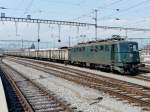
5;57;150;111
0;66;25;111
1;62;74;112
137;66;150;82
139;62;150;73
132;75;150;82
144;66;150;73
10;56;150;82
11;56;150;83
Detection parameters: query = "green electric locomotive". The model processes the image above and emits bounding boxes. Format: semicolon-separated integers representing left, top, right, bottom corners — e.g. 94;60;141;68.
69;37;140;74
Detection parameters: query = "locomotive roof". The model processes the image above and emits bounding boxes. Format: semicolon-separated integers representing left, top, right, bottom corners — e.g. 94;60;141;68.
74;39;137;47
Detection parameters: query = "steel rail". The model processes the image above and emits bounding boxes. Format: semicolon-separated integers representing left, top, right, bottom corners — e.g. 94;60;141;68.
1;62;73;112
7;57;150;110
1;65;34;112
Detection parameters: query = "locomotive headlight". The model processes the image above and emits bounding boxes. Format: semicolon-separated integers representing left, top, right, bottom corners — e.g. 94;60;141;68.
129;54;133;58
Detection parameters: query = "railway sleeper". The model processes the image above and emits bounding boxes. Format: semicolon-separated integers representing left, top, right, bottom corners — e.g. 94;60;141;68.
35;107;65;112
142;97;150;99
34;103;61;109
14;58;150;98
6;58;150;110
27;95;50;99
142;108;150;111
25;94;46;97
29;98;54;103
121;100;129;103
29;100;57;105
115;98;124;101
32;101;57;106
133;96;144;99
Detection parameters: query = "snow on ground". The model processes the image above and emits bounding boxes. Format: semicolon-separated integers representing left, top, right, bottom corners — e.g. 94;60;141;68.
140;65;150;77
14;57;150;88
3;59;147;112
141;73;150;77
145;64;150;66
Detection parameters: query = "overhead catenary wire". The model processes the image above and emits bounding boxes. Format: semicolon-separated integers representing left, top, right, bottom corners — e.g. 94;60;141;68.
97;0;124;11
118;2;150;28
58;24;61;42
37;23;40;51
73;0;124;21
122;19;147;27
100;0;150;20
23;0;34;16
43;0;81;6
37;23;40;40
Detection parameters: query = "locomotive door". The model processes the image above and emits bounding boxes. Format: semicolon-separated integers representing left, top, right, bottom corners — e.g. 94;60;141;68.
111;44;115;65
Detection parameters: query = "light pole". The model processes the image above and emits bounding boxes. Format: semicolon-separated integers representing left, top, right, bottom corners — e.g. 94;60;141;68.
21;38;24;50
37;38;40;50
0;7;7;9
68;36;71;47
94;9;98;41
37;38;40;59
0;7;7;17
37;23;40;58
58;24;61;42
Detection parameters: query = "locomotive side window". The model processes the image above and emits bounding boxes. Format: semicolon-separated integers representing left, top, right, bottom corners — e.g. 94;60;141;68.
79;47;82;52
95;45;98;49
74;48;76;52
77;48;78;51
114;44;118;52
91;46;94;52
105;45;109;51
95;45;98;52
99;46;104;51
82;47;85;51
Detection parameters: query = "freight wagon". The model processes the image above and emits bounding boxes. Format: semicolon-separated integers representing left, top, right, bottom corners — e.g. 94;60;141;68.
7;48;69;62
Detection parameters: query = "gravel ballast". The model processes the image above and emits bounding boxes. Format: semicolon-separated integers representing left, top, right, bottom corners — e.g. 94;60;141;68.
3;59;148;112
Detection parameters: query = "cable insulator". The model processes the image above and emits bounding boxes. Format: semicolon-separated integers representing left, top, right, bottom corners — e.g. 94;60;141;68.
58;24;61;42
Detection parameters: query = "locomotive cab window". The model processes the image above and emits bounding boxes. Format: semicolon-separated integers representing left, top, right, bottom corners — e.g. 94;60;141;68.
129;44;138;52
133;44;138;51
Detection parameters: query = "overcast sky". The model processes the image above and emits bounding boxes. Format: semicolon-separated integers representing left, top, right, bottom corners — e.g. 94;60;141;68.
0;0;150;47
